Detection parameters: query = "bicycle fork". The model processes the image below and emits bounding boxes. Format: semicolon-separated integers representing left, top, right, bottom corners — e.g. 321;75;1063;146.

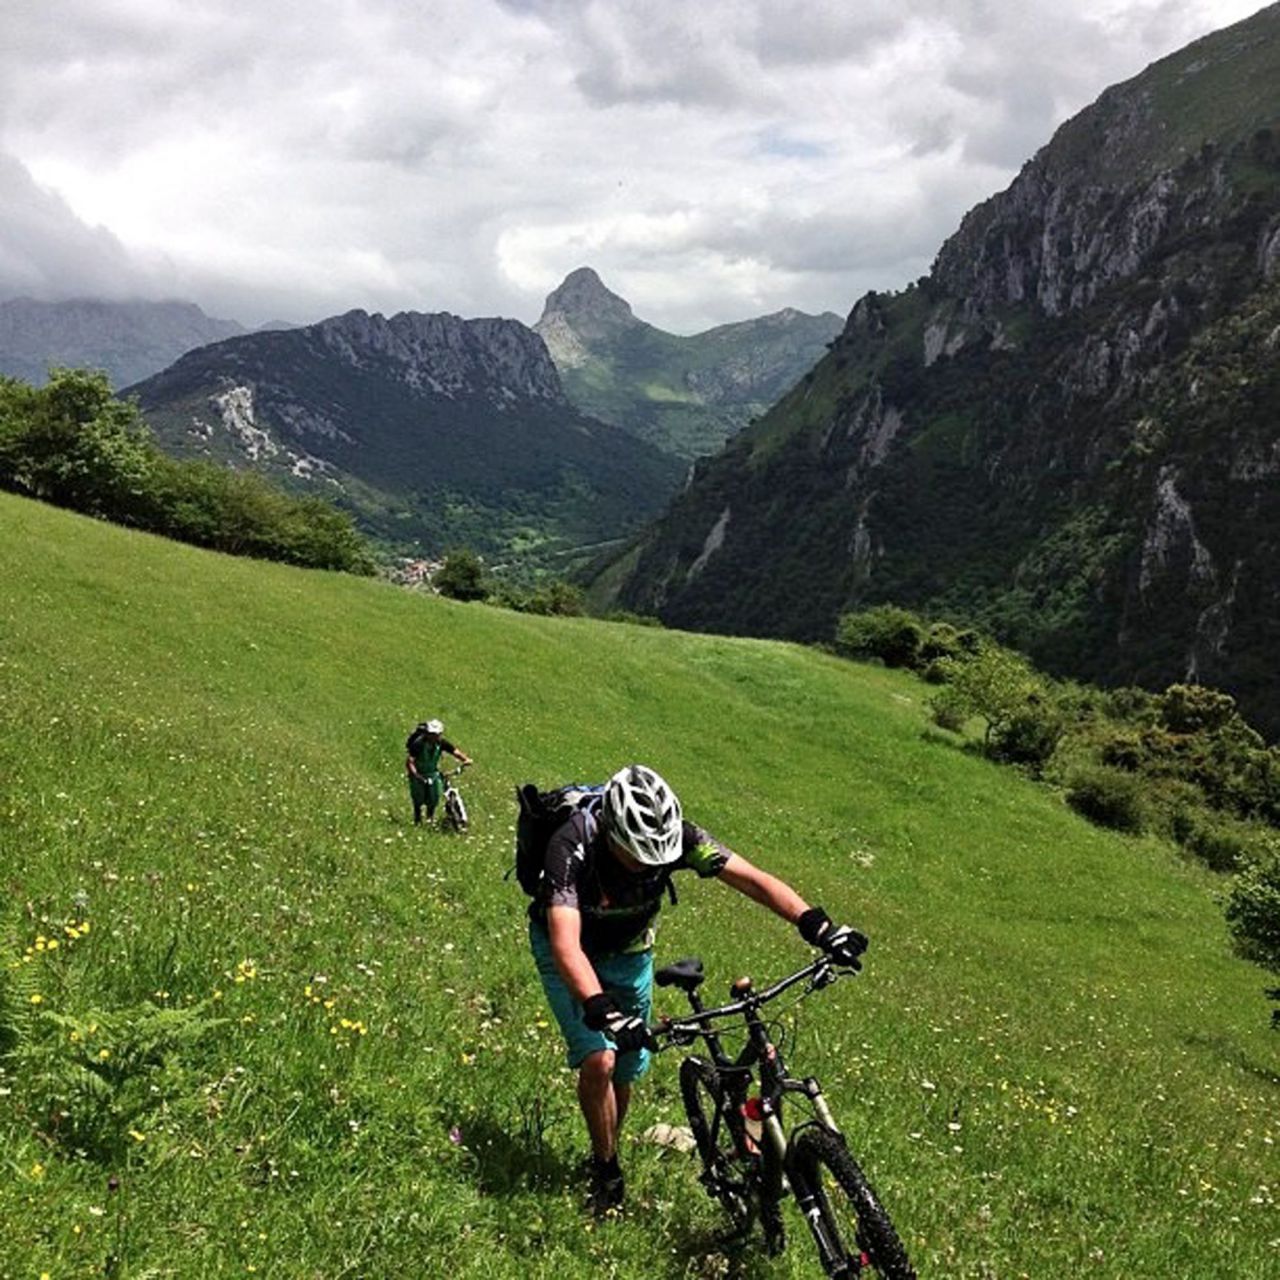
783;1084;862;1278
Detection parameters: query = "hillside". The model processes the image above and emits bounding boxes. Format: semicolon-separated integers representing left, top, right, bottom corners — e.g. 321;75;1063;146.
536;268;843;460
1;491;1275;1277
126;308;683;565
0;297;245;389
609;4;1280;736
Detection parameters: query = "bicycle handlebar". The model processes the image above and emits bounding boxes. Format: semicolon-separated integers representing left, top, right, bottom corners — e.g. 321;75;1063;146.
649;955;850;1048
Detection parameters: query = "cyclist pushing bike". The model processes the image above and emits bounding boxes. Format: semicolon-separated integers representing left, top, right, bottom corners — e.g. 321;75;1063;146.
405;718;472;826
526;764;866;1218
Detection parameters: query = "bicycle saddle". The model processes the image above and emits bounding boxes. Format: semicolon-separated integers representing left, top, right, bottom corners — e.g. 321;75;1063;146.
655;957;705;991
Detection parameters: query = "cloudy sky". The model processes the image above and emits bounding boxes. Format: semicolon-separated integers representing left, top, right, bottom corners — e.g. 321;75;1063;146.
0;0;1268;331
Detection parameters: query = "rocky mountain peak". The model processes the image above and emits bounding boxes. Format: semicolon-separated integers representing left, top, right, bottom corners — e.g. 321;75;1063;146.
536;267;638;345
311;307;563;403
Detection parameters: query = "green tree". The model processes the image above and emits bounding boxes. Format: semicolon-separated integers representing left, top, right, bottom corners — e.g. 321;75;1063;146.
1;369;156;520
835;605;925;668
1224;848;1280;1026
435;548;489;601
930;646;1045;751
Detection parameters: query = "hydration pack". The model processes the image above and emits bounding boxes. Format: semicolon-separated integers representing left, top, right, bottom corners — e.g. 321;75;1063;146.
511;782;606;896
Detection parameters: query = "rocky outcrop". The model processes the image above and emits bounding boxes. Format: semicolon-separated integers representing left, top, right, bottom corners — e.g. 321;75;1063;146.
316;310;562;404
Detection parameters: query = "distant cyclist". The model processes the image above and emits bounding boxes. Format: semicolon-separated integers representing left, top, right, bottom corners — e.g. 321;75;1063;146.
405;719;472;826
527;763;868;1217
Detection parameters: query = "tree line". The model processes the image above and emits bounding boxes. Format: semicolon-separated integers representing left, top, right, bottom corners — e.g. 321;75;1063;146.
0;369;375;575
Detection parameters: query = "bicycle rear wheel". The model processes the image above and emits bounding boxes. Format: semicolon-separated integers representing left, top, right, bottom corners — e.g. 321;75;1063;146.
789;1127;915;1279
679;1057;756;1237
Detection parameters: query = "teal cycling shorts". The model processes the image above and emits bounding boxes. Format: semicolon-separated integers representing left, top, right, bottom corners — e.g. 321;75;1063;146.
528;920;653;1084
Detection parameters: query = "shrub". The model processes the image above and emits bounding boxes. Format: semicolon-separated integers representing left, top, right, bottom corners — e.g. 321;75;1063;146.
1159;684;1240;735
929;645;1047;754
990;699;1066;773
835;605;924;668
1224;849;1280;1026
1066;767;1147;834
930;699;967;733
1173;811;1255;873
1101;732;1144;772
434;548;489;601
0;370;375;574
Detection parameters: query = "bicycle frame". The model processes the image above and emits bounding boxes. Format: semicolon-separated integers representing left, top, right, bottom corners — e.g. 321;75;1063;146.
657;959;846;1223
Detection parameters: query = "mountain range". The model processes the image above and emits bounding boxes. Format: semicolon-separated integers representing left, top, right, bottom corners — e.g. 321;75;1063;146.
115;272;840;567
0;297;249;389
607;2;1280;736
125;307;684;564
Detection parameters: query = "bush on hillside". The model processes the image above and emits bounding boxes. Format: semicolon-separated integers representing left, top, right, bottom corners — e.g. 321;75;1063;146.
1224;849;1280;1026
989;698;1066;773
1067;767;1147;834
490;578;584;616
929;645;1055;761
1159;684;1242;736
0;369;375;574
434;548;489;601
1171;810;1257;873
835;605;924;668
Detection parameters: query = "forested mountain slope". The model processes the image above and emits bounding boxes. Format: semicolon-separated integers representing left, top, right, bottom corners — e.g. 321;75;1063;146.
611;3;1280;736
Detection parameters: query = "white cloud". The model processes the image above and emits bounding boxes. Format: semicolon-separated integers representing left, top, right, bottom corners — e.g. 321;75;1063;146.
0;0;1268;331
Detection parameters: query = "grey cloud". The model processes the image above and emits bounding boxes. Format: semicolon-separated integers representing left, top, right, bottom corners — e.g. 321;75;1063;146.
0;0;1261;333
0;152;155;300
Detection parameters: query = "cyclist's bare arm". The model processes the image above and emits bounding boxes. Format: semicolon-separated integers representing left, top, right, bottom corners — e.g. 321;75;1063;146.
547;904;604;1001
717;852;809;924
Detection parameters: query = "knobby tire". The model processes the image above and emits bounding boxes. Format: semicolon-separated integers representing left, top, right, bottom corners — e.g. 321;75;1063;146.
679;1057;756;1238
789;1126;916;1279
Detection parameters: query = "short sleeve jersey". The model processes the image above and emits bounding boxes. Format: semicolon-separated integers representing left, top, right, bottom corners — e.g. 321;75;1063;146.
533;811;732;955
408;734;455;774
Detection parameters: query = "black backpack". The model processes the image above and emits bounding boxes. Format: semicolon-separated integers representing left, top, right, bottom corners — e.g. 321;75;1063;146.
511;782;606;895
406;723;431;756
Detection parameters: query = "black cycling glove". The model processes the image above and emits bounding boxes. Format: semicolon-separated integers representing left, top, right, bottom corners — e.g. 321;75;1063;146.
582;993;651;1052
797;907;868;969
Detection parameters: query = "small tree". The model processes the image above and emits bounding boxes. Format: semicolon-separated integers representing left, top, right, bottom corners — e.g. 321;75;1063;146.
929;646;1043;751
434;548;488;601
1224;848;1280;1026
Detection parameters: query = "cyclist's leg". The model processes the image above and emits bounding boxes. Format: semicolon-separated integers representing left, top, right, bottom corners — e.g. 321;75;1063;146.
408;773;426;824
424;771;443;820
528;924;651;1163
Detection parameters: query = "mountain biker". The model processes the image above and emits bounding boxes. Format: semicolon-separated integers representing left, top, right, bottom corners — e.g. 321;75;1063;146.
405;719;472;825
527;763;868;1217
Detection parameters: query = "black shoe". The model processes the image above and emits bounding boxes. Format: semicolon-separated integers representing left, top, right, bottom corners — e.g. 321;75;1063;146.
589;1165;625;1219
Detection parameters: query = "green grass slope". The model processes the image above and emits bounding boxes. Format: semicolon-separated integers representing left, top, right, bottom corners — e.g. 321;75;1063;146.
1;492;1276;1278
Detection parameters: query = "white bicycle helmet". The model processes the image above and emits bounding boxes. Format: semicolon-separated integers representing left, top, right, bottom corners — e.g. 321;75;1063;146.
603;765;683;866
425;719;444;734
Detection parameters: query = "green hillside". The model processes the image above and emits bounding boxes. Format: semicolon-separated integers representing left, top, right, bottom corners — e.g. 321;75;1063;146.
1;492;1276;1278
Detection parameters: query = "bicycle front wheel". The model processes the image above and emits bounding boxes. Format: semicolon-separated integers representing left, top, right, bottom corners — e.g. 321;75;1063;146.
679;1057;755;1237
789;1127;915;1279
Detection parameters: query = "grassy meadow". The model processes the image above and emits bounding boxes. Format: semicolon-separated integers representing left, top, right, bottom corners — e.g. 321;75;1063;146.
1;491;1276;1279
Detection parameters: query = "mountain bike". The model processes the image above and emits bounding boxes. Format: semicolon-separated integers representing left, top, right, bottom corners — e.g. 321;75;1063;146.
440;764;469;833
651;955;915;1279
